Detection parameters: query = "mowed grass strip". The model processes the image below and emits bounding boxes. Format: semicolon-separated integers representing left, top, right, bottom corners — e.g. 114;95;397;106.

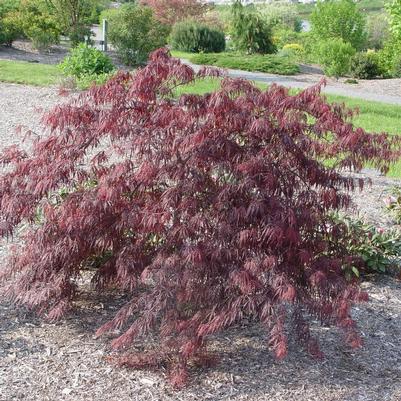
0;60;61;86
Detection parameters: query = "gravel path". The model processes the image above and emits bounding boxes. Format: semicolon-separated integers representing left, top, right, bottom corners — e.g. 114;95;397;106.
0;83;400;401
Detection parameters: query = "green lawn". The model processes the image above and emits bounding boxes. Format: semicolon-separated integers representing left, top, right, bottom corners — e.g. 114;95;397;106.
0;60;61;86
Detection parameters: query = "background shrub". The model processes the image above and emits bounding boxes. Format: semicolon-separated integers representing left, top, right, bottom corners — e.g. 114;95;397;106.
17;0;60;50
0;12;22;46
0;0;22;46
107;3;169;66
377;39;401;77
315;38;356;78
59;43;114;78
310;0;367;50
230;0;276;54
170;21;225;53
350;51;382;79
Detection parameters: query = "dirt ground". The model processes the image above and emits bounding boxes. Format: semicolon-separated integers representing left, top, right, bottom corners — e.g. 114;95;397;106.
0;81;400;400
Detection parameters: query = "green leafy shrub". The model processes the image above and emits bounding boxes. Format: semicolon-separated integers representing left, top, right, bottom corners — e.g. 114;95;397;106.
377;39;401;77
230;0;276;54
0;12;22;46
18;0;60;50
350;51;382;79
59;43;114;78
333;214;401;276
0;0;21;46
106;3;169;66
189;52;299;75
310;0;367;50
315;38;356;78
170;20;225;53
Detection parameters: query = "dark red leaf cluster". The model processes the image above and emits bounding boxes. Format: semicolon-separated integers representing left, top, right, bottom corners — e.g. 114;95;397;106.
0;48;400;387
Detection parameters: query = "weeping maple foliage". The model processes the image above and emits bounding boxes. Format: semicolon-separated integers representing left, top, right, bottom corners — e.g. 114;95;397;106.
0;48;400;387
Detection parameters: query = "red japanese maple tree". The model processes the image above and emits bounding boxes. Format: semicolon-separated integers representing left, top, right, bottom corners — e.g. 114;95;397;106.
0;49;399;387
140;0;209;26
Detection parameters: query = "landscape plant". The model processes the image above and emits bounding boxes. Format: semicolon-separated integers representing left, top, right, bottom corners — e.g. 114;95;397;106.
315;38;356;78
59;43;114;77
170;21;225;53
106;3;169;66
1;49;401;387
310;0;367;50
350;51;382;79
332;214;401;275
230;0;276;54
44;0;98;45
0;0;22;46
59;43;115;89
17;0;61;50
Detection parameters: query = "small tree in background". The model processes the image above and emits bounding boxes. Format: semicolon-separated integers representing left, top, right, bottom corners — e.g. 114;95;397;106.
0;49;400;387
44;0;96;45
0;0;22;46
140;0;209;26
311;0;367;50
231;0;276;54
17;0;61;50
106;3;169;66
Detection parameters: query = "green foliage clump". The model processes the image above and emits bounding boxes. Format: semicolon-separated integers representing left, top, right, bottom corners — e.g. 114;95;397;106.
106;3;169;66
377;40;401;77
59;43;115;89
350;51;382;79
170;20;225;53
0;0;21;46
230;0;276;54
333;214;401;276
45;0;103;46
314;38;356;78
311;0;367;50
385;0;401;41
189;52;299;75
59;43;114;77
